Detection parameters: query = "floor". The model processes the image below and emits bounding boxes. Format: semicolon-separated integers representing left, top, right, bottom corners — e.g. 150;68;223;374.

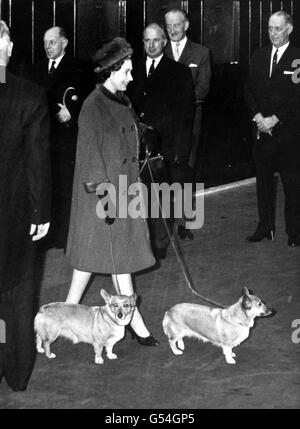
0;180;299;409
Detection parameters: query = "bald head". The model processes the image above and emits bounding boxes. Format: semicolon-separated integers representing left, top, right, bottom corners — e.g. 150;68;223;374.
0;20;13;67
44;26;68;60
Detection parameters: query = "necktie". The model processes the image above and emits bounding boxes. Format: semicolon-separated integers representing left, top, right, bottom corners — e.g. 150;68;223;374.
49;60;56;74
148;59;155;79
271;49;278;77
174;42;180;61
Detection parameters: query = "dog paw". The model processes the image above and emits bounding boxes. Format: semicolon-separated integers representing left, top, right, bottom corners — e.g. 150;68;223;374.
232;352;236;358
225;356;236;364
46;352;56;359
171;348;183;355
37;346;45;354
95;356;104;365
107;353;118;360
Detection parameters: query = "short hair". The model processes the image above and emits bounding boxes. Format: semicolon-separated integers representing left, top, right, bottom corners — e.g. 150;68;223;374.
44;26;68;40
271;10;293;26
0;20;10;38
143;23;167;40
165;8;189;22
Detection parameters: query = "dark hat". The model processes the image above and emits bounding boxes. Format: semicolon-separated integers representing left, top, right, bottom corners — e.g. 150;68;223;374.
93;37;133;72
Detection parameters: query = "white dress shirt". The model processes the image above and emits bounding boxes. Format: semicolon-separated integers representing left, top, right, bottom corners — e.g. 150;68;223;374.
146;54;163;76
269;41;289;77
171;36;187;61
48;53;65;72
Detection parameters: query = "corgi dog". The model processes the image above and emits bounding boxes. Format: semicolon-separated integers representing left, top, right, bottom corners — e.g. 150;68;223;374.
162;287;272;364
34;289;136;364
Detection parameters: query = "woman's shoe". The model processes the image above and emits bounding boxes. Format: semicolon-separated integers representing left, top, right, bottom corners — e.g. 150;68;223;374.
127;327;159;346
135;334;159;346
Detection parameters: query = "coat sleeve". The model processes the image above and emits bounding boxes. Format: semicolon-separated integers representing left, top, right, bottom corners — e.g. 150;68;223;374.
24;88;51;225
194;47;211;102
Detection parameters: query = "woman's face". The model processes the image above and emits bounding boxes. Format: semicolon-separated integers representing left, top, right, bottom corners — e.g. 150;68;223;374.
108;58;133;92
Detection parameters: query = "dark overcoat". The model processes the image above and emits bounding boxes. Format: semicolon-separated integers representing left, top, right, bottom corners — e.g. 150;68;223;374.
0;71;51;292
128;54;194;164
66;86;155;273
165;39;211;135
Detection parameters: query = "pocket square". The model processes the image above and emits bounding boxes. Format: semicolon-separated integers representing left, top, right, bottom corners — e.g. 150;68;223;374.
189;63;198;68
283;70;294;75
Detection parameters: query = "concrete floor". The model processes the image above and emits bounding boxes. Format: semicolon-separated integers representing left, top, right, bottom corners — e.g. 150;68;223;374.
0;181;299;409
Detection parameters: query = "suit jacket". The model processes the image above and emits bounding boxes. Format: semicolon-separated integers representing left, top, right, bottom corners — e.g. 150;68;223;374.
32;53;84;143
128;54;194;162
165;39;211;134
0;71;51;291
244;44;300;146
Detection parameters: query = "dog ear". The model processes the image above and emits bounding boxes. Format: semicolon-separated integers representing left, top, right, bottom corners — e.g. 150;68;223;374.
242;294;252;310
100;289;112;303
130;293;137;306
242;287;250;296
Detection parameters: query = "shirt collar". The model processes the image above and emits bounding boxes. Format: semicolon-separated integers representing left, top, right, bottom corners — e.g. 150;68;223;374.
171;36;187;49
48;52;65;70
272;41;289;56
146;53;164;67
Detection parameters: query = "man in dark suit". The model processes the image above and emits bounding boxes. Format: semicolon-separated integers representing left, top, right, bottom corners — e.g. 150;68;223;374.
244;11;300;246
128;23;194;259
0;20;51;391
164;8;211;170
32;26;84;249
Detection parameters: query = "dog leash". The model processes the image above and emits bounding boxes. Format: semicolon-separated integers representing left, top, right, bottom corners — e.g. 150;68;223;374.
145;153;225;309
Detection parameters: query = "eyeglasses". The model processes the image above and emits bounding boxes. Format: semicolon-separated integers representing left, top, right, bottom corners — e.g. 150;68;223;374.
165;22;185;31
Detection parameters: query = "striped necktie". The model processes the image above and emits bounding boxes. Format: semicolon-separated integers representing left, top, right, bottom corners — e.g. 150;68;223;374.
271;49;278;77
174;42;180;61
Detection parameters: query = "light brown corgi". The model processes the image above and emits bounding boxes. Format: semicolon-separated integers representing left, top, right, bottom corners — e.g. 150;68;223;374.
163;287;272;364
34;289;136;364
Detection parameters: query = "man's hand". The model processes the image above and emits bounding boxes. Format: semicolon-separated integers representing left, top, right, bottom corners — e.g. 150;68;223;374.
57;103;71;123
30;222;50;241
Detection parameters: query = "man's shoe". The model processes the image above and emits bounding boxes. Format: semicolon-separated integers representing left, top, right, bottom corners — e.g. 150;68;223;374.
177;225;194;240
288;236;300;247
245;230;274;242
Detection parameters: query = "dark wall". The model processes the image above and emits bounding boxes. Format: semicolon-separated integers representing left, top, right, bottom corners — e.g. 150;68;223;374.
1;0;299;186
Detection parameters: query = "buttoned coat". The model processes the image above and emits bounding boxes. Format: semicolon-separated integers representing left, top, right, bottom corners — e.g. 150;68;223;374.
165;39;211;135
0;71;51;292
66;87;155;273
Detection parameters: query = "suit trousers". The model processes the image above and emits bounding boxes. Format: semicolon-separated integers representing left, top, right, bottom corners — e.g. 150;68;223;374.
0;281;38;391
143;159;193;253
253;133;300;237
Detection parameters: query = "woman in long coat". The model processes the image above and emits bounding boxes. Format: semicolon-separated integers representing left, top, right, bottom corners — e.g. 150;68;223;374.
66;38;158;345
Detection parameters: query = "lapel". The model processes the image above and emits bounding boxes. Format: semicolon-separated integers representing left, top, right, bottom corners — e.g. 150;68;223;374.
164;42;174;61
178;39;194;65
144;55;168;88
271;44;293;79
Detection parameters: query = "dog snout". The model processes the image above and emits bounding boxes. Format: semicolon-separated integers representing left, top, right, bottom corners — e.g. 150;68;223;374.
264;306;275;316
117;311;123;319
